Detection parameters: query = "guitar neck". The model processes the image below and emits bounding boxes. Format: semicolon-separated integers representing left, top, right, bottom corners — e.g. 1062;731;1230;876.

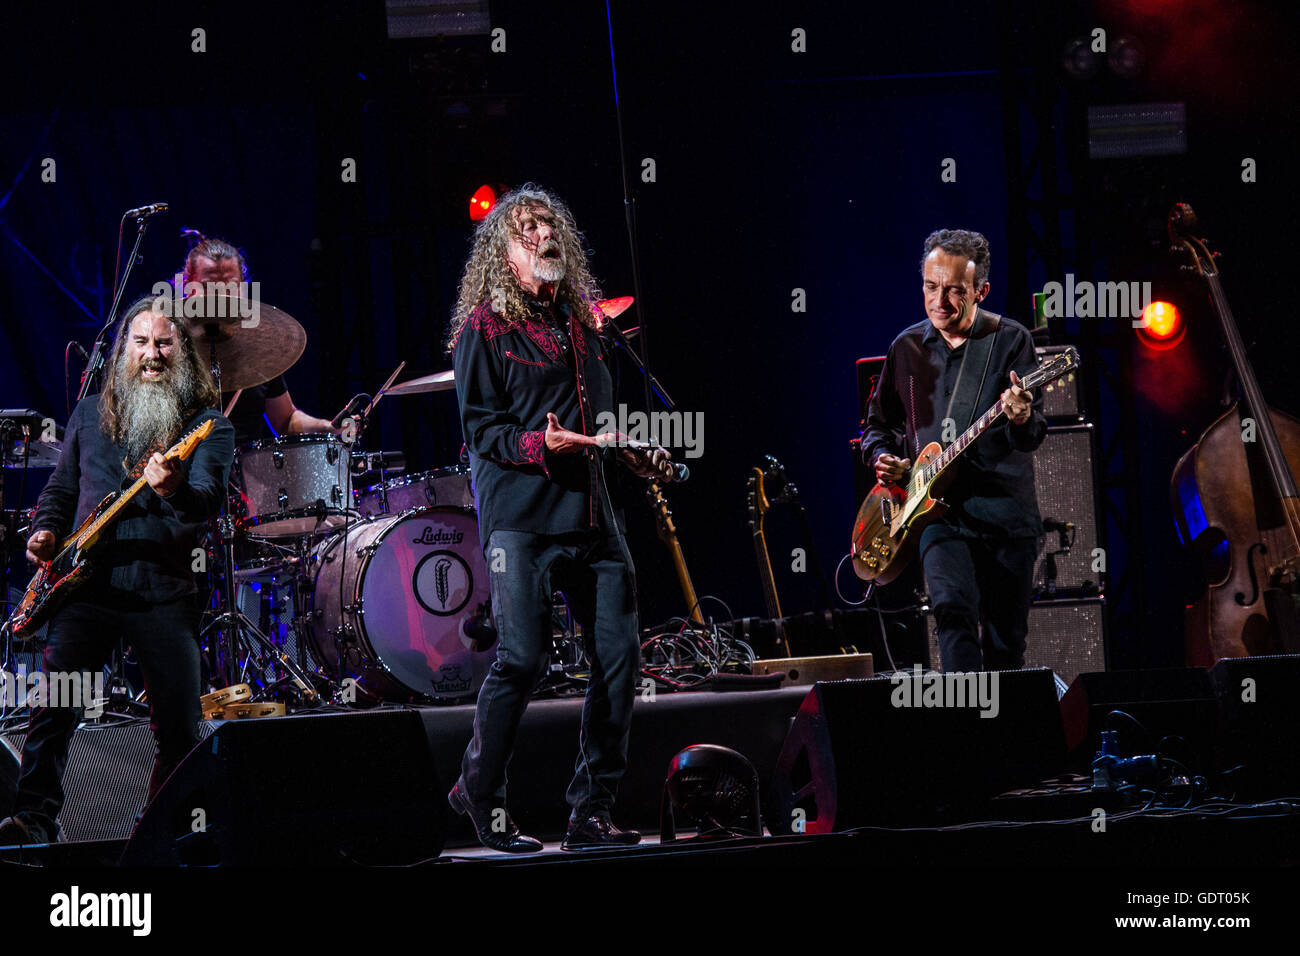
73;472;150;550
923;399;1008;485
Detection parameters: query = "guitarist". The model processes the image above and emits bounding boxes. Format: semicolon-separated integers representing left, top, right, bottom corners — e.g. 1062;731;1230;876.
0;296;234;847
861;229;1045;673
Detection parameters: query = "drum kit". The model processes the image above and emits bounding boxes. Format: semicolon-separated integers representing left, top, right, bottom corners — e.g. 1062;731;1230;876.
180;296;513;708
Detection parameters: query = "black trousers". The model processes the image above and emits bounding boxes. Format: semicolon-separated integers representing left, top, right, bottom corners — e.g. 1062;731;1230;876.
920;523;1038;672
459;528;639;817
12;593;201;828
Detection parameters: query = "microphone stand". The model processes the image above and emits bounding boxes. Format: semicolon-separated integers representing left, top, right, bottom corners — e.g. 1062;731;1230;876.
77;212;158;401
601;318;676;412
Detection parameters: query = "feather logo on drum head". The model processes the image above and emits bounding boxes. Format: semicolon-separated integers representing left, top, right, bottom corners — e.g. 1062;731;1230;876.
413;550;473;616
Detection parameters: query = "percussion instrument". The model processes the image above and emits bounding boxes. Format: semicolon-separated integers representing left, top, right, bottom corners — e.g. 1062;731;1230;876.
309;507;495;702
236;435;354;538
356;465;473;517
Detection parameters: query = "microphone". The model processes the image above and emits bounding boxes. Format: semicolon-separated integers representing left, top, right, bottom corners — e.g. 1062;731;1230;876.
123;202;169;219
1042;517;1074;552
620;439;690;482
69;342;89;361
331;393;371;428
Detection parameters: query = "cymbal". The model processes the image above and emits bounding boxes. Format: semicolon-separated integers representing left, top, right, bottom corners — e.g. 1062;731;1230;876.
179;294;307;391
596;296;634;320
385;370;456;396
4;437;61;469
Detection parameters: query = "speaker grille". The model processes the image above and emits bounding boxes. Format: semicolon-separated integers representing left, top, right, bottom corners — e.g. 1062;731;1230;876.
927;597;1106;686
1032;424;1103;596
3;718;219;841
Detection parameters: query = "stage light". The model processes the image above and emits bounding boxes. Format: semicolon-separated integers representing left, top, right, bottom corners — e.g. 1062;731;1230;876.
469;184;498;222
659;744;763;842
1137;300;1184;350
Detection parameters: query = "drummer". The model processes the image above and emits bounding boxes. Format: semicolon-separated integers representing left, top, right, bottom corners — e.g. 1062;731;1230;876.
182;236;339;445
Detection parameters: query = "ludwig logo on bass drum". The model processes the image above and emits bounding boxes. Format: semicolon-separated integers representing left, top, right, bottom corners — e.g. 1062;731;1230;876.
413;526;465;546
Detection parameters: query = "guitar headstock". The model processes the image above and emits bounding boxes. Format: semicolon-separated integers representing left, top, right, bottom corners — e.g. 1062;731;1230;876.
166;418;215;461
645;480;673;543
747;467;769;530
1022;346;1081;394
1167;202;1218;277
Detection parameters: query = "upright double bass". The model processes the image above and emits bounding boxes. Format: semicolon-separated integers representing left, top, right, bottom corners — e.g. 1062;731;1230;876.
1168;203;1300;663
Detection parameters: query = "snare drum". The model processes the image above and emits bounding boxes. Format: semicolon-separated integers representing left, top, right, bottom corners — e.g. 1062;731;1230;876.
236;435;353;538
309;507;495;702
356;465;473;517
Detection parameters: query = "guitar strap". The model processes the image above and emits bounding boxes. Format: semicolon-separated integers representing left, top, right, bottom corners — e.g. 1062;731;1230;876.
942;309;1000;441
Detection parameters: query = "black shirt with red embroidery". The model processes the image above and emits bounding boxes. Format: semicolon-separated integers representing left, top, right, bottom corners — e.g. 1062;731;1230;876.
451;297;623;550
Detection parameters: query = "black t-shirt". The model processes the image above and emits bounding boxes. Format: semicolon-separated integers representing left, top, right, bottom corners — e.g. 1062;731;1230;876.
223;374;288;447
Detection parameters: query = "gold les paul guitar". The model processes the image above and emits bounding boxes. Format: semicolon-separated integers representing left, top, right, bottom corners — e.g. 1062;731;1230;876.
7;419;216;638
851;347;1079;584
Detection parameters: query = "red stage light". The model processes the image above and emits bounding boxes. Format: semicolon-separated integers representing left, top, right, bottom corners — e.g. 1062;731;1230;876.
1137;300;1184;350
469;184;497;221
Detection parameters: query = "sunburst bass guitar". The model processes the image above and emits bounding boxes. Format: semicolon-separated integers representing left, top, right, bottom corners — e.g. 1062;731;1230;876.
851;347;1079;584
7;419;216;638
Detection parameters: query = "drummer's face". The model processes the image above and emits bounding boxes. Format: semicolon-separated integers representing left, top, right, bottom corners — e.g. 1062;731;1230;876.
125;312;179;383
186;255;242;295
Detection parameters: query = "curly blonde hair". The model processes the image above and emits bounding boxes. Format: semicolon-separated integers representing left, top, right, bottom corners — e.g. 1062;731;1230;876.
446;184;602;350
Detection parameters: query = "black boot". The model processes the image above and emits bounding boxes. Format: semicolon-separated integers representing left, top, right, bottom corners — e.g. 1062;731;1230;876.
447;783;543;853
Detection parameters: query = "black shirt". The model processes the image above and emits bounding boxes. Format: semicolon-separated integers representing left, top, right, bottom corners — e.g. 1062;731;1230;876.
223;374;288;447
452;298;623;551
861;309;1046;538
30;397;235;602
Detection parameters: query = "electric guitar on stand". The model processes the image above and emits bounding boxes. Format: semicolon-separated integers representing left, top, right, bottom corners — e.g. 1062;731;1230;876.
646;480;705;626
7;419;216;638
851;347;1080;585
748;461;792;655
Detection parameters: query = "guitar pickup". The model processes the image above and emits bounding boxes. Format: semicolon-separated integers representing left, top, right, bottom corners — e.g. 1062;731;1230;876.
879;498;893;525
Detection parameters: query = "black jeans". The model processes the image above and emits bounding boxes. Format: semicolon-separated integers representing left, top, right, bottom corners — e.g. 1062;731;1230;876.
13;592;202;827
459;528;639;817
920;523;1038;672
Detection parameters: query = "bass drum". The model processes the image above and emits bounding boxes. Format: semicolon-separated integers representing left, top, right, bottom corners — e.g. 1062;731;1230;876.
310;507;496;702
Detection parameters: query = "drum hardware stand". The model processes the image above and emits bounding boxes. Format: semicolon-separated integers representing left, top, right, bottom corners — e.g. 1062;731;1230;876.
200;340;319;702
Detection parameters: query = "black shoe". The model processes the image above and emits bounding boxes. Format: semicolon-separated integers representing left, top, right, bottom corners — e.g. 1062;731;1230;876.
0;812;60;847
562;810;641;851
447;783;543;854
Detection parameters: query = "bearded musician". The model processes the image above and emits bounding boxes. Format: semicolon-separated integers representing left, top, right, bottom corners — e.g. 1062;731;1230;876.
0;298;234;847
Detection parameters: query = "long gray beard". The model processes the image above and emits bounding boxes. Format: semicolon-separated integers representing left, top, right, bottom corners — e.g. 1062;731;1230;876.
534;256;566;284
115;363;195;463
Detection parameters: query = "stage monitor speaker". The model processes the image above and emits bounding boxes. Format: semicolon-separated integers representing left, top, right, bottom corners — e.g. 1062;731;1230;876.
926;597;1107;687
1209;654;1300;798
1;718;219;841
120;709;444;866
1059;668;1218;772
1032;423;1103;597
771;667;1066;832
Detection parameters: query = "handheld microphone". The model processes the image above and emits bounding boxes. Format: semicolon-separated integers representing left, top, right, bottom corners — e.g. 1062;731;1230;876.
620;440;690;482
123;202;169;219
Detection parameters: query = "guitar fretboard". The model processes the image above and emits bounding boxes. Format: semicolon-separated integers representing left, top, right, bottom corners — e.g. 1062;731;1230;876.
919;399;1007;487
